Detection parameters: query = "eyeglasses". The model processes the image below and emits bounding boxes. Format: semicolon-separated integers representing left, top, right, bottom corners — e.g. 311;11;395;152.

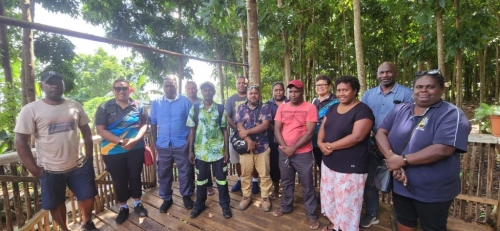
248;85;260;90
113;87;129;92
414;69;441;78
315;84;330;88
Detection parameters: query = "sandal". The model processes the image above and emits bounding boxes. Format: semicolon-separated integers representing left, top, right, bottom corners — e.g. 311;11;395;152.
321;222;334;231
272;207;291;217
269;191;278;200
308;217;320;230
207;187;215;196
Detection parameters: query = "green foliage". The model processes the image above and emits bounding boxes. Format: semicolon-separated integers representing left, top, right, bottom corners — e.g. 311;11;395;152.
83;96;112;127
474;103;500;132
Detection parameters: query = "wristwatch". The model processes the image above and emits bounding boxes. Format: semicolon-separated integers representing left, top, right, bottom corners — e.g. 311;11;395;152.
402;155;409;165
117;139;123;145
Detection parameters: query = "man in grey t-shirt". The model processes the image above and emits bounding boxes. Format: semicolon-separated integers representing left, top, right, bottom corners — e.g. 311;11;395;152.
225;76;259;193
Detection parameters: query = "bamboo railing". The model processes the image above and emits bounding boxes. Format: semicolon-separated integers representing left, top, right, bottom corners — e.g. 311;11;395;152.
1;133;500;230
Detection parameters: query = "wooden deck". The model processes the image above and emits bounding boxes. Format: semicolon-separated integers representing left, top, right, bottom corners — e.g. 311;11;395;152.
76;177;492;231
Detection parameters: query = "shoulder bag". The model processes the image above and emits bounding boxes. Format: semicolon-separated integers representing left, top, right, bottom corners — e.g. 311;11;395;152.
231;105;261;154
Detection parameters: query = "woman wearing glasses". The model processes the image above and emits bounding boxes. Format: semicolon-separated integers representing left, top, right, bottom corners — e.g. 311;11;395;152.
375;70;471;231
317;76;374;231
94;78;149;224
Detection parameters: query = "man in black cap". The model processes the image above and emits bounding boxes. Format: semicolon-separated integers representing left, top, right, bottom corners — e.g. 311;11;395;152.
15;71;98;231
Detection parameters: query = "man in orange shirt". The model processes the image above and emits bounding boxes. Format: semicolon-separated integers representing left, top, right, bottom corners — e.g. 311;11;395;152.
272;80;320;230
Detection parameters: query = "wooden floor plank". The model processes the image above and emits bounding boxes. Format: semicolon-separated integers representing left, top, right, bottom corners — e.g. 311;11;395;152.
94;209;138;231
108;204;167;230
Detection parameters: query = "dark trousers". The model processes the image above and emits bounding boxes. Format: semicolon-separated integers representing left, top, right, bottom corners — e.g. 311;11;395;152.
312;147;323;171
364;153;385;217
156;144;193;201
269;142;281;182
102;148;145;203
189;163;213;193
279;150;317;218
194;158;230;209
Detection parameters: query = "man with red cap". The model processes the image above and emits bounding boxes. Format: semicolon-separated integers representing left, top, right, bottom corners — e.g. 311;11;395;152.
272;80;320;230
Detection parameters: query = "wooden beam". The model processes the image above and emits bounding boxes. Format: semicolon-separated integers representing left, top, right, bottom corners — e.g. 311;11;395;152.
468;133;499;144
455;193;498;205
18;209;48;230
0;15;245;66
0;175;38;183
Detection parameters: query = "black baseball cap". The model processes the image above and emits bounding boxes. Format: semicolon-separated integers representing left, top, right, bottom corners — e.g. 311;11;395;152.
200;81;216;90
40;71;63;82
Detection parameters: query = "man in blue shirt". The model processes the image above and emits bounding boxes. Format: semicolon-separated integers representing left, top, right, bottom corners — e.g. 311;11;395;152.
360;62;413;228
150;77;194;213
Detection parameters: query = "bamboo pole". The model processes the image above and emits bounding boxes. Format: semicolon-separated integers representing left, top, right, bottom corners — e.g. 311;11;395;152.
0;15;244;66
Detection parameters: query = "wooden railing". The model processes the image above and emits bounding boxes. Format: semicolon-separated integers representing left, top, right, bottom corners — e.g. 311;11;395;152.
1;133;499;230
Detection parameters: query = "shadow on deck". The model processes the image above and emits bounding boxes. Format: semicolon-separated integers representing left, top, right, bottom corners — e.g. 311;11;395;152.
83;177;491;231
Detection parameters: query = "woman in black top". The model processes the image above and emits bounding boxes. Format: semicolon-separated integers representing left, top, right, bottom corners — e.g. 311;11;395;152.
317;76;374;231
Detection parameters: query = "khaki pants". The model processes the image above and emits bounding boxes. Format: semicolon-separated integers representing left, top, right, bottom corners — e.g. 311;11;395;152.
240;148;272;198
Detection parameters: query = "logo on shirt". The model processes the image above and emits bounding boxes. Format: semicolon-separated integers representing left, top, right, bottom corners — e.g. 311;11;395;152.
417;116;429;131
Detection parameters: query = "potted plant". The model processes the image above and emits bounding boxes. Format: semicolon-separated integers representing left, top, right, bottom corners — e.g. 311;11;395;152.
474;103;500;137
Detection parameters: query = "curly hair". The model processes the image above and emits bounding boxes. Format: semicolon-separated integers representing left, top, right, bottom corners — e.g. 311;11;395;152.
315;74;332;85
335;75;360;97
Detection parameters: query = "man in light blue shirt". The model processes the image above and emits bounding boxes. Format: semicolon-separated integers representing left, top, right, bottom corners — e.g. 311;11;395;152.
150;77;194;213
360;62;413;228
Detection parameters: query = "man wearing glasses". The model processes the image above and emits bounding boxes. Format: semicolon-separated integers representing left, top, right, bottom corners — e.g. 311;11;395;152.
150;77;194;213
234;85;273;212
360;62;413;228
225;76;260;194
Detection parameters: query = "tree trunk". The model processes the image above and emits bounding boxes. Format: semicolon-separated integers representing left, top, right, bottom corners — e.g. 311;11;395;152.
352;0;366;94
343;7;349;74
454;0;463;107
241;22;248;79
246;0;260;86
21;0;35;105
496;44;499;103
0;0;15;151
283;29;291;84
217;52;225;105
479;46;487;103
418;35;425;71
177;1;183;94
436;7;447;100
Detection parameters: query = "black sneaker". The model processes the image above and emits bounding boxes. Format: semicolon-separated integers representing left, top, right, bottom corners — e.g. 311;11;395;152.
80;220;99;231
159;199;173;213
222;207;232;218
190;205;206;218
183;196;194;210
360;213;379;228
115;207;129;224
134;203;148;217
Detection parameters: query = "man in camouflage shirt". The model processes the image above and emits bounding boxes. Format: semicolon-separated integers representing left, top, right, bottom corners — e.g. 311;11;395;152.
187;81;231;219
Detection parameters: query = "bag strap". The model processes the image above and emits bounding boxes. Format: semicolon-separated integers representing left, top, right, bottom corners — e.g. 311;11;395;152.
217;104;224;128
398;116;425;154
193;103;200;126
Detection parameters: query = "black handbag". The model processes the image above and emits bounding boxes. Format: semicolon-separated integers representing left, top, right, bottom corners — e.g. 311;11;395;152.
374;116;423;193
231;105;261;154
230;130;248;154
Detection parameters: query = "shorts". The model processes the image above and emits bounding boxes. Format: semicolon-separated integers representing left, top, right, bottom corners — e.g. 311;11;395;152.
39;158;98;210
392;192;452;230
229;142;240;164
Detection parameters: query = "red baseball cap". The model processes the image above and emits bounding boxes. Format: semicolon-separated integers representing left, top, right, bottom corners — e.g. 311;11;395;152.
287;79;304;89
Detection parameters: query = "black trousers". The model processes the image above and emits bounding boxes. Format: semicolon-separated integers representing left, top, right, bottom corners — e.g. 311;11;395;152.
312;147;323;171
194;158;230;209
103;147;145;203
269;142;281;182
190;162;213;193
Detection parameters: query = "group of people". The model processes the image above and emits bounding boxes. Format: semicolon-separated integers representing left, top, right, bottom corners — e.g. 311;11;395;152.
14;60;471;231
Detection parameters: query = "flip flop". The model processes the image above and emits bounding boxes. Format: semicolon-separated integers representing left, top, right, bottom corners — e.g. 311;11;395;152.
207;187;215;195
308;217;320;230
269;191;278;200
321;222;334;231
272;207;291;217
